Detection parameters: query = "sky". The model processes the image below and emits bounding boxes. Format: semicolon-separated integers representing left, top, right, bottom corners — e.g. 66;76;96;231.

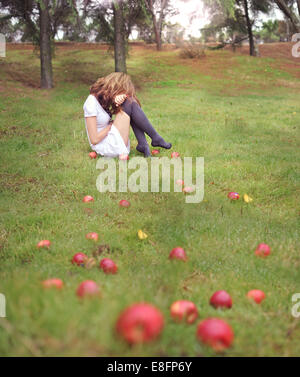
167;0;208;38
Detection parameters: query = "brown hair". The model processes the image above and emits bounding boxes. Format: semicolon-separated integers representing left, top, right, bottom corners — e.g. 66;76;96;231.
90;72;140;115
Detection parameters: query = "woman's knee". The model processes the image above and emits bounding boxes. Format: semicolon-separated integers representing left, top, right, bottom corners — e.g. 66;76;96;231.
121;97;138;117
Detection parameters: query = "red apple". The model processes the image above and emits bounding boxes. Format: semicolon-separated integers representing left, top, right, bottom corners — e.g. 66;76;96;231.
170;300;198;324
119;199;130;208
247;290;266;304
227;192;240;200
99;258;118;274
89;151;97;159
183;186;195;194
85;232;99;242
42;278;64;290
83;195;94;203
116;303;164;344
119;154;129;160
210;290;233;309
171;152;180;158
76;280;100;298
37;240;51;249
196;318;234;351
151;149;160;155
169;247;187;261
255;243;271;257
176;179;184;186
72;252;88;266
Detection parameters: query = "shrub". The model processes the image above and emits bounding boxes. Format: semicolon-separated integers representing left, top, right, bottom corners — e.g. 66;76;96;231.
179;42;206;59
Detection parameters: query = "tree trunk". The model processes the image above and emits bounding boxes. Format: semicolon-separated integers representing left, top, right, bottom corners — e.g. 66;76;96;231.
243;0;255;56
146;0;165;51
39;0;53;89
113;1;127;73
297;0;300;17
286;17;291;40
152;16;162;51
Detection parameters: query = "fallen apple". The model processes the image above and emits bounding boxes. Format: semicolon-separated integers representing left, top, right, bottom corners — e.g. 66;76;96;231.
137;229;148;240
171;152;180;158
243;193;253;203
176;179;184;186
169;247;187;261
85;232;99;242
37;240;51;249
116;303;164;344
255;243;271;257
99;258;118;274
183;186;195;194
196;318;234;351
76;280;100;298
83;195;94;203
210;290;233;309
119;199;130;208
119;154;129;160
247;290;266;304
72;252;88;266
170;300;198;324
42;278;64;290
227;192;240;200
151;149;160;155
89;151;97;159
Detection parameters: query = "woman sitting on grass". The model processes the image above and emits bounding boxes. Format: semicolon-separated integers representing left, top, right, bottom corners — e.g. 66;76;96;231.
83;72;172;158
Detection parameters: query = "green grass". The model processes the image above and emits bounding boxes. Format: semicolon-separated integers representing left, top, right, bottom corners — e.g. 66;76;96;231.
0;44;299;357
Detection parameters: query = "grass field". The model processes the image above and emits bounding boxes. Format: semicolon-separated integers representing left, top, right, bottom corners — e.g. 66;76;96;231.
0;42;299;357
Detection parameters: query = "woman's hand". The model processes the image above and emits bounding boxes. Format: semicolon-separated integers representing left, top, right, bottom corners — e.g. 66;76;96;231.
114;94;127;107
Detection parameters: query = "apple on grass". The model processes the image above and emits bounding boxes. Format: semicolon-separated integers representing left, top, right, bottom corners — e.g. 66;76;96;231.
85;232;99;242
72;252;88;266
83;195;94;203
183;186;195;194
247;290;266;304
169;247;187;261
196;318;234;352
170;300;198;324
116;303;164;344
227;192;240;200
255;243;271;257
99;258;118;274
89;151;97;159
37;240;51;249
76;280;100;298
119;154;129;160
151;149;160;156
42;278;63;290
209;290;233;309
176;179;184;186
119;199;130;208
171;152;180;158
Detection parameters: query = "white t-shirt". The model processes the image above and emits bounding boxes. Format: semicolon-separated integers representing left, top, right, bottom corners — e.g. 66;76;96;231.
83;95;111;147
83;94;130;157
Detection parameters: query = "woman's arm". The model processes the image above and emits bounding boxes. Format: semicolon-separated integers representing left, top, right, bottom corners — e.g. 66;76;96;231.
86;116;112;145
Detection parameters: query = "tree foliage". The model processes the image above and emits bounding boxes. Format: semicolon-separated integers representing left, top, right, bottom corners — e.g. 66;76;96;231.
202;0;272;55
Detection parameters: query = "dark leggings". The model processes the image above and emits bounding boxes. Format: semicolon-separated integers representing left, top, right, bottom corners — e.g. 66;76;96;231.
121;98;171;154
